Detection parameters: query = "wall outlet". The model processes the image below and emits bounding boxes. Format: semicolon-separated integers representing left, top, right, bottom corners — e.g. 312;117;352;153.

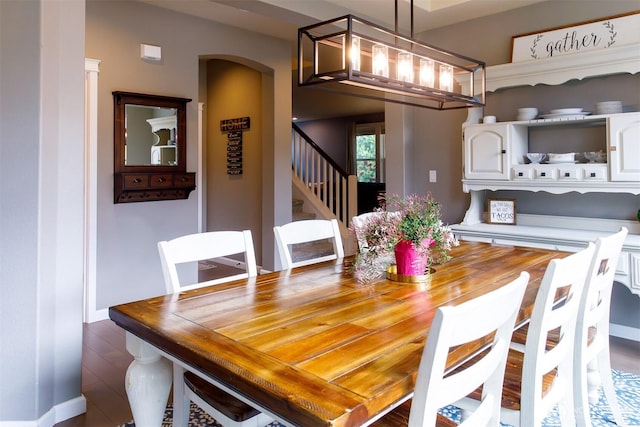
429;170;437;183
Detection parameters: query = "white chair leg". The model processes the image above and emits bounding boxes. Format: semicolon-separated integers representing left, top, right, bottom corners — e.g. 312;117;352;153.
597;353;628;427
173;364;189;427
575;362;592;427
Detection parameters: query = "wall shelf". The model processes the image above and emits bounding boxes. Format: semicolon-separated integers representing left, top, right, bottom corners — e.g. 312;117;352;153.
484;44;639;92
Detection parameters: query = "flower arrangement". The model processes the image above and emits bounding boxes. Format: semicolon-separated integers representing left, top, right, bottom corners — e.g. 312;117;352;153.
351;193;459;283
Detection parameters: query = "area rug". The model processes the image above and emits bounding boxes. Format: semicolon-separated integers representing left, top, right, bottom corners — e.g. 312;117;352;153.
119;369;640;426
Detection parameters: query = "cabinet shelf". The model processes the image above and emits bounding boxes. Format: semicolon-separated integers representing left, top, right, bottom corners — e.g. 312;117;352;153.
462;179;639;194
463;111;640;188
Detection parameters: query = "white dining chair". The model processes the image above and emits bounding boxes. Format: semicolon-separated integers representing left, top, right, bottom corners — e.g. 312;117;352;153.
157;230;272;427
574;227;629;427
507;228;629;427
273;218;344;269
372;272;530;427
158;230;257;293
455;243;596;427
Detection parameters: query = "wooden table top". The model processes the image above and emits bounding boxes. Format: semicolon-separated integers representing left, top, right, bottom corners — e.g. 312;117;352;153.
109;241;567;427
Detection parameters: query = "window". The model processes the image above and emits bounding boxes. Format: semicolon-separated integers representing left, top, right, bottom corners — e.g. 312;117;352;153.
355;123;385;183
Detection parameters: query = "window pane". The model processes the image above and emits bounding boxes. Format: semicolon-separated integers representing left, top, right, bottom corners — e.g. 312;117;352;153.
357;160;377;182
354;122;384;183
356;135;376;160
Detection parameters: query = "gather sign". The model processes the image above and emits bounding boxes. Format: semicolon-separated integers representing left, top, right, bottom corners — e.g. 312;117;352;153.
511;12;639;63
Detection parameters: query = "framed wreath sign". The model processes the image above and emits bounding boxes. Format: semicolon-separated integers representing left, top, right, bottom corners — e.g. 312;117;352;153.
511;11;640;63
487;199;516;225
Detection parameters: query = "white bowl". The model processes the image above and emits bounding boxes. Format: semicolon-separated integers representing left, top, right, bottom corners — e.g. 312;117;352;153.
518;114;537;121
526;153;546;164
547;152;575;163
583;151;606;163
517;107;538;120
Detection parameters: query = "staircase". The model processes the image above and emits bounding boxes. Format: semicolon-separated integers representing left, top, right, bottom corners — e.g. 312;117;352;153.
292;198;315;222
290;123;358;235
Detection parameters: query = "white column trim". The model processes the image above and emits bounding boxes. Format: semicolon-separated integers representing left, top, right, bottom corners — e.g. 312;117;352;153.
84;58;101;323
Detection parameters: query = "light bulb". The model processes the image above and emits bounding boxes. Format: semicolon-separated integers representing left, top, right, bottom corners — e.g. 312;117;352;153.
372;44;389;78
439;64;453;92
397;52;413;83
350;36;361;71
419;58;434;87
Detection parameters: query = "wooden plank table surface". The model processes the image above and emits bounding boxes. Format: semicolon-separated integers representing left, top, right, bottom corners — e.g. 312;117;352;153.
109;241;569;427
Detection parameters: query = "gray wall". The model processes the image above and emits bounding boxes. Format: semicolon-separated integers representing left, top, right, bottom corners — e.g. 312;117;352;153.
388;1;640;331
86;0;292;311
388;0;640;225
1;0;86;422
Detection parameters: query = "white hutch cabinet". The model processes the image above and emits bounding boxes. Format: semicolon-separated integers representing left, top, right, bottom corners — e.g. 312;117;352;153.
451;45;640;310
610;113;640;181
464;123;527;180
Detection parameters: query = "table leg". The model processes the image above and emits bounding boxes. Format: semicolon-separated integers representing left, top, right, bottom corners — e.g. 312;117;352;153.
125;332;172;427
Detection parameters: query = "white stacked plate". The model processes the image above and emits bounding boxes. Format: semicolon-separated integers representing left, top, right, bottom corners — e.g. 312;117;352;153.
541;108;590;119
596;101;622;115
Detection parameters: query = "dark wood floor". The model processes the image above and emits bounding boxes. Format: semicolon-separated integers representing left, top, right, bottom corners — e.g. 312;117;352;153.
56;318;640;427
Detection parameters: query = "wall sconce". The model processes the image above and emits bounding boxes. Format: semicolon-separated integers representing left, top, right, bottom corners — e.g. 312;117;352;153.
297;6;485;110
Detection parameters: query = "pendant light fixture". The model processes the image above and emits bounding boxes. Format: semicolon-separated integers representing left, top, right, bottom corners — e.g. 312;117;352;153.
297;0;485;110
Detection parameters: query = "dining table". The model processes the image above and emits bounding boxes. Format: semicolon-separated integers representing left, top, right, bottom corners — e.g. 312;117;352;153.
109;241;570;427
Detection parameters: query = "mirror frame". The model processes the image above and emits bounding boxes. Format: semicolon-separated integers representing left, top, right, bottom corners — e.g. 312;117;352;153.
113;91;195;203
113;91;191;173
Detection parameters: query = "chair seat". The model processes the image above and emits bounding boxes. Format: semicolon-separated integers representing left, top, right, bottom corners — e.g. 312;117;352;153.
371;401;458;427
183;371;260;422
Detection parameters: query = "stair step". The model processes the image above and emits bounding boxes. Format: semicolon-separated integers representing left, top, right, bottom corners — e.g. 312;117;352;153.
292;198;304;213
293;211;316;221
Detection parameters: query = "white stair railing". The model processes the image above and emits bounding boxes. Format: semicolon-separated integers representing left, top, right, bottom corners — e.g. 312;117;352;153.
291;124;357;235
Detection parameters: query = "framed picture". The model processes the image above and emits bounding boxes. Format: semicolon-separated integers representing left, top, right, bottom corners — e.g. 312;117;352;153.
487;199;516;225
511;11;640;63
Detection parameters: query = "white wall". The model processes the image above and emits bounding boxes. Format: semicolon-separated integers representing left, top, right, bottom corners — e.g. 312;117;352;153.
0;0;86;423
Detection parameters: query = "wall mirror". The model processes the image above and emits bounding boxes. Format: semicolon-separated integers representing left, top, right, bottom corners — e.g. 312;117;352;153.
113;91;196;203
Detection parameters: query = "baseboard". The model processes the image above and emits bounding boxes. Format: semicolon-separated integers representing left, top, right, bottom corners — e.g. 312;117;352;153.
85;307;109;323
0;395;86;427
610;323;640;342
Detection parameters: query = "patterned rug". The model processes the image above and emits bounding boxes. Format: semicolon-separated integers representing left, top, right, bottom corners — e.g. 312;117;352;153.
119;369;640;426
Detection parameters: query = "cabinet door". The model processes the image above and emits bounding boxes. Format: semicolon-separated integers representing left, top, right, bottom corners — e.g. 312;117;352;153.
609;113;640;181
464;125;509;179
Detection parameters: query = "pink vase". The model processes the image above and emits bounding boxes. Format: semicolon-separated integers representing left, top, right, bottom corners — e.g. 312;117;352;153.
394;240;428;276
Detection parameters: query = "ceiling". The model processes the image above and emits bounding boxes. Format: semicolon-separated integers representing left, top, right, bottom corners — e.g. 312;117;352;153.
138;0;547;120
